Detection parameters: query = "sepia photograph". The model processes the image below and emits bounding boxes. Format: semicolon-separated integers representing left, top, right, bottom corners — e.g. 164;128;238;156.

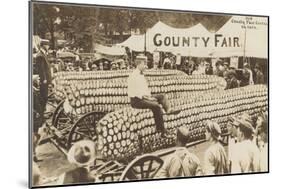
29;1;268;188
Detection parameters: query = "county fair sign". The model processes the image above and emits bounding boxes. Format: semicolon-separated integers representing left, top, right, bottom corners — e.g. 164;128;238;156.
146;17;268;58
153;33;240;48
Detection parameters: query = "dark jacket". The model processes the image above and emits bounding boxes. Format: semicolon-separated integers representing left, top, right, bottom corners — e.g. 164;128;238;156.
255;71;265;84
226;77;239;89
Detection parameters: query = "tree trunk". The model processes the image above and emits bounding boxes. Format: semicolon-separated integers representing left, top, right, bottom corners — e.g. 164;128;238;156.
49;18;55;50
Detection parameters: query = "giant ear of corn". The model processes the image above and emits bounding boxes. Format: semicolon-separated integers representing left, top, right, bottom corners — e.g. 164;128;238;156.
53;70;226;115
96;85;267;161
53;70;186;100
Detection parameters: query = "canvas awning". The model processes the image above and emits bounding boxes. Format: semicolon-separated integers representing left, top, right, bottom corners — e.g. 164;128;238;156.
116;35;145;52
94;44;126;56
115;18;268;58
215;16;268;58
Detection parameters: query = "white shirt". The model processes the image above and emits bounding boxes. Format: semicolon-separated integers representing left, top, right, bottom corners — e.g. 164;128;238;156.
231;139;261;174
127;69;151;98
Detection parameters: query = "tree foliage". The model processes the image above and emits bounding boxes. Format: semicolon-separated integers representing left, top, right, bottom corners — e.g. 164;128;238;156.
33;3;229;52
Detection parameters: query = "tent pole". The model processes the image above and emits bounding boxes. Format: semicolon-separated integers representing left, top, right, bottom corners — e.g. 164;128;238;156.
243;18;247;63
144;29;147;54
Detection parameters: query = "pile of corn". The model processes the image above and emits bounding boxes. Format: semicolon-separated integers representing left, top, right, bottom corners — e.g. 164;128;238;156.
53;70;186;100
96;85;267;161
53;70;226;115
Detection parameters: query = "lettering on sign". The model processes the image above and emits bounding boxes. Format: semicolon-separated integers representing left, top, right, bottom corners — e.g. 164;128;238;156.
153;33;241;48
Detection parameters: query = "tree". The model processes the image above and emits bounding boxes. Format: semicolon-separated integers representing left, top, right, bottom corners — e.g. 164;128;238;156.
33;4;60;50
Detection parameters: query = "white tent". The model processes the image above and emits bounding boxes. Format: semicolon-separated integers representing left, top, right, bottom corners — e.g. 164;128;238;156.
116;21;214;56
215;16;268;58
116;35;145;52
94;44;126;56
146;21;213;57
115;18;268;58
244;17;268;58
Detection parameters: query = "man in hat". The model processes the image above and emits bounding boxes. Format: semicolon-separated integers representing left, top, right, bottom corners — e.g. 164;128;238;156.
205;62;213;75
223;61;230;71
98;62;104;71
163;54;172;69
230;116;261;173
224;70;239;89
254;64;265;84
204;120;228;175
63;140;97;184
33;39;52;112
214;60;224;77
111;62;117;70
240;62;254;87
155;126;203;178
103;60;110;70
128;55;181;138
192;64;201;75
33;38;52;162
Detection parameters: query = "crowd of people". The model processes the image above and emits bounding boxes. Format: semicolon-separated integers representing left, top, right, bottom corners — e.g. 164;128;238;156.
158;53;265;89
156;111;268;177
35;40;266;93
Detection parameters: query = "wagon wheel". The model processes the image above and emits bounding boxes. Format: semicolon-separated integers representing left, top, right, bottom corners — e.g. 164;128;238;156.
119;154;164;181
47;92;57;108
52;100;74;131
51;100;65;126
67;111;107;149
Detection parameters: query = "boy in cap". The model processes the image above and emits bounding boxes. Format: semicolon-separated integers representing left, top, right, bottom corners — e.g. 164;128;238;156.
230;116;261;173
128;55;181;138
204;120;228;175
155;126;203;178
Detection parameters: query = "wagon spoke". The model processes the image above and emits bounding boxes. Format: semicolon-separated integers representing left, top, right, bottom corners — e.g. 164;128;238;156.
73;131;92;139
146;160;154;178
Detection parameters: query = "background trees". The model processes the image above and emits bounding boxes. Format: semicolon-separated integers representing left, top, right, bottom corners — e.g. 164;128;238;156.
33;3;229;52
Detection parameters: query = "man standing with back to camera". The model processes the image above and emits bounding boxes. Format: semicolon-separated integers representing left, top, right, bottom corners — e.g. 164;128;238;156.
128;55;180;138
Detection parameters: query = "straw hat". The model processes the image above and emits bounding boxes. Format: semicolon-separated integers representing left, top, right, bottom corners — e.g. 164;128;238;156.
231;114;255;134
67;140;96;167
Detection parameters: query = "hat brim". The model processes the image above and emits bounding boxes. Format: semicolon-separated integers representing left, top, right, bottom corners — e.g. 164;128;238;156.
67;140;96;167
231;117;254;133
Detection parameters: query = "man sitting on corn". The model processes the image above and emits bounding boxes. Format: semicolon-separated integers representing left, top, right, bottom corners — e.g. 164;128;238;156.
128;54;180;138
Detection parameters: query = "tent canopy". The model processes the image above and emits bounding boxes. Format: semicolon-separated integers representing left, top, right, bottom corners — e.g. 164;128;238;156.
115;18;268;58
216;16;268;58
94;44;126;56
116;35;145;52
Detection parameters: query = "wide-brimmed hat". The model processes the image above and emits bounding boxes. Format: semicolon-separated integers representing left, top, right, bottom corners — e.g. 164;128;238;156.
67;140;96;167
205;120;222;141
231;114;254;134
